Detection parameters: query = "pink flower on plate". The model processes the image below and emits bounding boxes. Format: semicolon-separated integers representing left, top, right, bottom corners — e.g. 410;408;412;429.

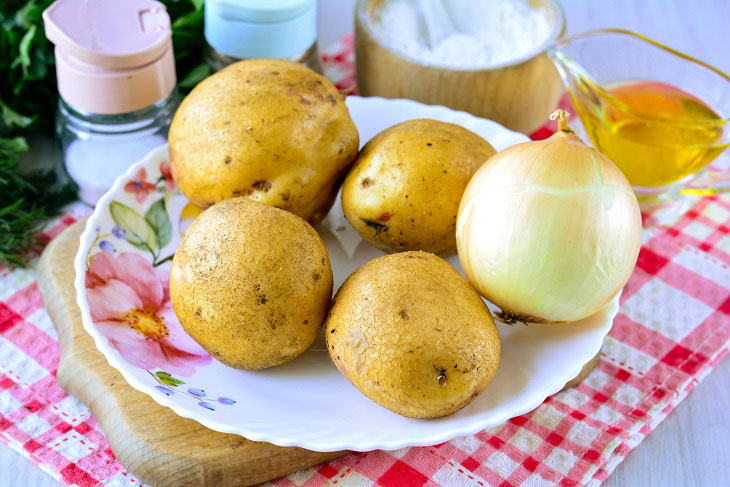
159;161;176;191
124;168;158;203
85;251;211;377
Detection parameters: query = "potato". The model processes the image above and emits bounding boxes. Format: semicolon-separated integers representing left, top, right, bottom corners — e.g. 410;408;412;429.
342;119;495;255
169;59;359;226
325;252;500;418
170;197;333;370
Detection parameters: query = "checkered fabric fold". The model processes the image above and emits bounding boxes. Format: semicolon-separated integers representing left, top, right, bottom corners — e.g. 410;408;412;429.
1;36;729;487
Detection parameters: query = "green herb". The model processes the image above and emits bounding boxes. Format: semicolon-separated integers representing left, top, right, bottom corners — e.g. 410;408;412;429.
0;137;77;267
166;0;211;88
0;0;207;267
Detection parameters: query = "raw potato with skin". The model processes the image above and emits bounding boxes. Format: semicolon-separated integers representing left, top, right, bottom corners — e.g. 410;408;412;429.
169;198;333;370
325;252;500;418
169;59;359;226
342;119;495;256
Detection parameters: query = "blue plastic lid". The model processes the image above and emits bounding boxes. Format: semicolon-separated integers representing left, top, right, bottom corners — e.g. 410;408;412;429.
212;0;313;23
205;0;317;59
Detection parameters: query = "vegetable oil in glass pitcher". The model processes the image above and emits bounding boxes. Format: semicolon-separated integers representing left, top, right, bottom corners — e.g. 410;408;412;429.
549;29;730;202
575;80;728;188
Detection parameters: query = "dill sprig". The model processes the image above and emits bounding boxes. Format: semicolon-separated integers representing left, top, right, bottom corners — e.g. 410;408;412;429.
0;136;77;267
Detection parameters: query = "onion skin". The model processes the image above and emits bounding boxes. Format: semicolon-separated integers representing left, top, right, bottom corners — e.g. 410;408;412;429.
456;120;642;323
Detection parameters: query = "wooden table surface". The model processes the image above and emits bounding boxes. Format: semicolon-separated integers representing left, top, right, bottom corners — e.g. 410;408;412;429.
3;0;729;485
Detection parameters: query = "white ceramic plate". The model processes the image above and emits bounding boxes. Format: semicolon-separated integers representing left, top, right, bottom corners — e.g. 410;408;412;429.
74;96;618;452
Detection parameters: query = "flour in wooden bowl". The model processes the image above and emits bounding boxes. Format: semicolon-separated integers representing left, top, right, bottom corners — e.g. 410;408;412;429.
375;0;552;68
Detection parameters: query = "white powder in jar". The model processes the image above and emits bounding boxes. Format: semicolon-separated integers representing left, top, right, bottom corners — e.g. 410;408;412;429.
65;132;167;205
374;0;553;68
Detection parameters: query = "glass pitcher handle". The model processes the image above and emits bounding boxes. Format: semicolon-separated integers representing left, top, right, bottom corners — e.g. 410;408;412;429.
678;170;730;197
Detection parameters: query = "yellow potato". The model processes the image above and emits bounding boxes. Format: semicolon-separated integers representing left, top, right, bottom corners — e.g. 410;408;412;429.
169;59;359;226
342;119;495;255
325;252;501;418
170;197;333;370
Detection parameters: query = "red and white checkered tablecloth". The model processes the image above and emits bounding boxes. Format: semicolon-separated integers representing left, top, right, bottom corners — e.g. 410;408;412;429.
2;35;730;487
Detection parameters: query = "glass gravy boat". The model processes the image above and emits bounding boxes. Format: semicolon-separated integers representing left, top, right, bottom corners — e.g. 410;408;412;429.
548;29;730;204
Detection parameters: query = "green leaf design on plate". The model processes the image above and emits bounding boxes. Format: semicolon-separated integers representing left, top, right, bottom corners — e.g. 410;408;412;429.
156;371;184;386
145;197;172;250
110;201;158;253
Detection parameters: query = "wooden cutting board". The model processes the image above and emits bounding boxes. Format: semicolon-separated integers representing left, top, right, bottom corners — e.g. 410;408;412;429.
36;220;599;487
37;221;347;487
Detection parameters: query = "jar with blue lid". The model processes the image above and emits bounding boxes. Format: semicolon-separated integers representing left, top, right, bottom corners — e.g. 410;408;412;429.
204;0;323;74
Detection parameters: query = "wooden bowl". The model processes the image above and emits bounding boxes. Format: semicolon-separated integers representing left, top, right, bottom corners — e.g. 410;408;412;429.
355;0;565;135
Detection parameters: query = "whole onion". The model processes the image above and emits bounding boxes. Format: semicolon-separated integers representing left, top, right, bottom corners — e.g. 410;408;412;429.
456;111;642;323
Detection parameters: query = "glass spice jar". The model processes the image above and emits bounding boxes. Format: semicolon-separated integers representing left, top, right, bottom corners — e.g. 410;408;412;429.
55;93;179;206
43;0;178;205
204;0;323;74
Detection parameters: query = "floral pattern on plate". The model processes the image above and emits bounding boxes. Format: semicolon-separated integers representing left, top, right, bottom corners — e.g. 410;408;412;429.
84;160;212;379
149;371;236;411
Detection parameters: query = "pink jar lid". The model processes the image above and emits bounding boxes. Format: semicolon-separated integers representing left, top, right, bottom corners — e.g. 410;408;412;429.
43;0;176;114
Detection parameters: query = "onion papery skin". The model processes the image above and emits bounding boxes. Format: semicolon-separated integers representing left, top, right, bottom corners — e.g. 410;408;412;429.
456;132;642;324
